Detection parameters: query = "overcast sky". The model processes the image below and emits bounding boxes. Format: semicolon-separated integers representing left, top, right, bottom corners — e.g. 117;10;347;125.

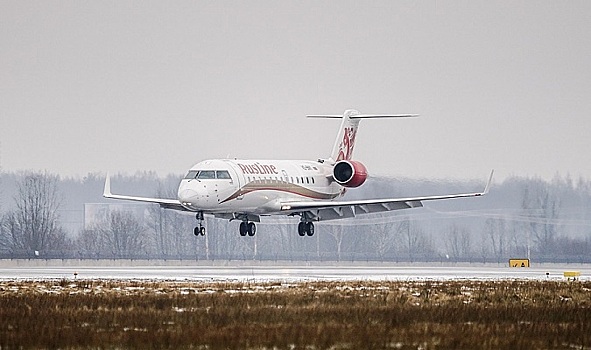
1;1;590;182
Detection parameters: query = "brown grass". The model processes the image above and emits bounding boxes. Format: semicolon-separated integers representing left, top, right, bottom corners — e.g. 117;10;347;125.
0;279;590;349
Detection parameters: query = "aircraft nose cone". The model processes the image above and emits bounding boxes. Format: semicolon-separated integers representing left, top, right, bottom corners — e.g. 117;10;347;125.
178;189;200;204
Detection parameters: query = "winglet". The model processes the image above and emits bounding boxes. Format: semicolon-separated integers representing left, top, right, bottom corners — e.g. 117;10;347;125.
103;173;112;198
483;170;494;195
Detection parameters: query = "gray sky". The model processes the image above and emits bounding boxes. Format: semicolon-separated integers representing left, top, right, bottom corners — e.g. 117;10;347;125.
2;1;590;182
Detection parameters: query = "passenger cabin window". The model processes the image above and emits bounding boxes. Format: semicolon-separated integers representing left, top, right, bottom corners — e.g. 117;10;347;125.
216;170;231;179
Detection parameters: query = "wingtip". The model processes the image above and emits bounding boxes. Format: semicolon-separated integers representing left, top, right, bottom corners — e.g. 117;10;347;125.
483;169;494;195
103;173;112;198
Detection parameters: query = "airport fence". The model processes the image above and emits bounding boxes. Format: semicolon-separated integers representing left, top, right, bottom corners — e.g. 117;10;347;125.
1;249;590;264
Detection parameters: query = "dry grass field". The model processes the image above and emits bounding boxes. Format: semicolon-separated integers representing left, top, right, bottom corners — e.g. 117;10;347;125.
0;279;589;349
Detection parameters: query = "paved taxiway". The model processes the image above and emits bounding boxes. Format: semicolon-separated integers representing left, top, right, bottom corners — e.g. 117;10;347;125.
0;261;589;281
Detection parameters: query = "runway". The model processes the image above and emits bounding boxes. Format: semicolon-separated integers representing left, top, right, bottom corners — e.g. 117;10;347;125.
0;260;589;281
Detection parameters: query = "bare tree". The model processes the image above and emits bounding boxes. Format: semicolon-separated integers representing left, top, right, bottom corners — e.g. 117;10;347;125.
258;221;294;260
96;210;147;258
0;214;10;251
168;212;199;258
326;224;346;261
400;219;431;261
521;181;560;256
146;182;180;258
369;218;406;260
444;224;471;261
0;172;66;252
485;218;507;262
478;229;490;262
76;228;101;254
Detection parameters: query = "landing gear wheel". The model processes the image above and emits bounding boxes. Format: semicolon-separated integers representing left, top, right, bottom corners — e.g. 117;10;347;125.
194;212;205;236
239;222;248;236
194;226;206;236
305;222;315;236
247;222;256;236
298;222;306;237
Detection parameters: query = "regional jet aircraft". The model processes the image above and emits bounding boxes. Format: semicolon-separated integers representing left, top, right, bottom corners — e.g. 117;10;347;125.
104;109;493;237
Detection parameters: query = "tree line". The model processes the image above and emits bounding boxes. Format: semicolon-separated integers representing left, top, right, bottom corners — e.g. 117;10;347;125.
0;171;590;262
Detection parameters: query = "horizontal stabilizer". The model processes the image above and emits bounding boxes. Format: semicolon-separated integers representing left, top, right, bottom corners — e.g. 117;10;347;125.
308;110;418;162
307;114;418;119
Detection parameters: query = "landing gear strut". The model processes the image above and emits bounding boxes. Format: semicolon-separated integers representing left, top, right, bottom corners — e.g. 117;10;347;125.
298;221;315;236
193;211;205;236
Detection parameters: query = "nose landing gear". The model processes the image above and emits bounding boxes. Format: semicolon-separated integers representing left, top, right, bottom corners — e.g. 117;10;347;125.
193;211;206;236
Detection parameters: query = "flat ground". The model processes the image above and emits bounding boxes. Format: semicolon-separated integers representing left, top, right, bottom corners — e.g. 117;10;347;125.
1;261;590;281
1;279;590;349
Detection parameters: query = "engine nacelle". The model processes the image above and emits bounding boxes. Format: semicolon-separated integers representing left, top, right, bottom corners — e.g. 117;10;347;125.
333;160;368;188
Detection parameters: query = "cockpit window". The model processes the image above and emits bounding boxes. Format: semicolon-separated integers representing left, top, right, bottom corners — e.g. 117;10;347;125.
186;170;232;180
216;170;231;179
197;170;216;179
184;170;198;179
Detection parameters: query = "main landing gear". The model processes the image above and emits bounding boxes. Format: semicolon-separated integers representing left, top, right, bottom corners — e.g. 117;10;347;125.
194;226;205;236
298;221;315;236
192;212;315;238
233;213;257;237
193;212;205;236
239;221;257;237
237;221;313;237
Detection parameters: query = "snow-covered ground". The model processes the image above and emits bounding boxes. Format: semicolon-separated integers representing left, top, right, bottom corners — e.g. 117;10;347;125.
0;260;588;281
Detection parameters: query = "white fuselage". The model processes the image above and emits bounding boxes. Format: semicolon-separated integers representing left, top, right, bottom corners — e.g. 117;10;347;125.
177;159;343;215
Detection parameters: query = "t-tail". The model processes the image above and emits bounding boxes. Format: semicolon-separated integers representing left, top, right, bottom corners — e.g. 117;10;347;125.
307;109;418;163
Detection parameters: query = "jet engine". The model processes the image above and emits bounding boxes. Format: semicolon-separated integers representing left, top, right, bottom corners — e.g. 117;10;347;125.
333;160;368;187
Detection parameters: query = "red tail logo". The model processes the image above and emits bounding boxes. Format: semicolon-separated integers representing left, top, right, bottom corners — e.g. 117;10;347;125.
336;127;357;161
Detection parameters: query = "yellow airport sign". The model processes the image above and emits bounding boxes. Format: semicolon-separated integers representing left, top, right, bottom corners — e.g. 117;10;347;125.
509;259;530;268
564;271;581;281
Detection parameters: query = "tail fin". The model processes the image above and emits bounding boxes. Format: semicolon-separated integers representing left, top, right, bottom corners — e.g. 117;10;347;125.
307;109;418;162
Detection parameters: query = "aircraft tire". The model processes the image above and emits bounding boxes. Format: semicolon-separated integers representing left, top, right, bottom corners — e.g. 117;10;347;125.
239;222;248;236
194;227;200;236
200;227;206;236
305;222;315;236
297;222;306;236
247;222;256;236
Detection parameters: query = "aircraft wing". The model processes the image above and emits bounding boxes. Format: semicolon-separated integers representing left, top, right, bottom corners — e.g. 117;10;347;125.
103;175;188;211
279;171;494;221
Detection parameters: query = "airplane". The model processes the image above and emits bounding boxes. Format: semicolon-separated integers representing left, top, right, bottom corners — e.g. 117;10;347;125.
103;109;493;237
